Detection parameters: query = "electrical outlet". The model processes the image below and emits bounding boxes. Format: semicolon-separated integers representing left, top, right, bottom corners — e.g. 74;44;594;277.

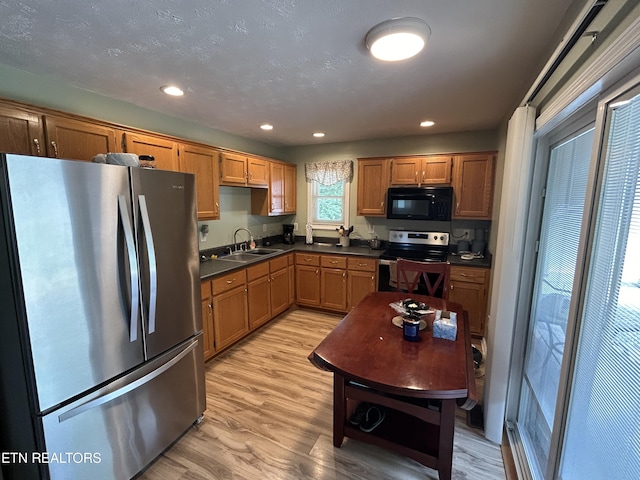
463;229;470;240
294;222;298;231
262;224;267;233
367;222;375;234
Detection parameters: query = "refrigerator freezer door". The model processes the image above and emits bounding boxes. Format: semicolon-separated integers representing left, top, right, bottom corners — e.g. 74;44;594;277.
41;334;205;480
5;155;145;413
131;168;201;359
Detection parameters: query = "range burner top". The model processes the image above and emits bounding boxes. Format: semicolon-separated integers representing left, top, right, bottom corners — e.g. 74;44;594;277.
380;230;450;262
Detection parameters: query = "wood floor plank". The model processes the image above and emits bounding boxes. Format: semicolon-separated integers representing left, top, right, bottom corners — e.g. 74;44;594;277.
139;308;505;480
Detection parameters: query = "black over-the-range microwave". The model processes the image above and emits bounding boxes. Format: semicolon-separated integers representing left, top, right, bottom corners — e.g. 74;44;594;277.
386;186;453;221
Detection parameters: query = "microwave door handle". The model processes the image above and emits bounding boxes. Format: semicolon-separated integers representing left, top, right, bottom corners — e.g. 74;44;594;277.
138;195;158;334
118;195;139;342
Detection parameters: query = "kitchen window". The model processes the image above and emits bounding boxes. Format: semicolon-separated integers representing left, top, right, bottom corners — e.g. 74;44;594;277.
305;160;352;230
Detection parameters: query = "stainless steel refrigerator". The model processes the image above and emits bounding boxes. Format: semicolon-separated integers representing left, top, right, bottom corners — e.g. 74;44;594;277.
0;154;205;479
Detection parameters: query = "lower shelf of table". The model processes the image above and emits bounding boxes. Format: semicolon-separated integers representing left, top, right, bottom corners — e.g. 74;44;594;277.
343;406;440;469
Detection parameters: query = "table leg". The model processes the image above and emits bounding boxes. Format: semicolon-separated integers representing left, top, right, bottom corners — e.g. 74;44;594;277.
437;399;456;480
333;374;346;447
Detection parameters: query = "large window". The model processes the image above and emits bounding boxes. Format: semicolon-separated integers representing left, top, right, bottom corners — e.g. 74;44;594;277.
305;160;352;230
516;125;593;478
558;84;640;480
307;179;350;229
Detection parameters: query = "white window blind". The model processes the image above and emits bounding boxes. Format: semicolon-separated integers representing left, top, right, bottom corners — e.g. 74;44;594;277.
517;126;593;478
559;86;640;479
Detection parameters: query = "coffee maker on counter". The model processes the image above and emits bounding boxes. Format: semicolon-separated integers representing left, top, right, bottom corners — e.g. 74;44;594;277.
283;224;295;244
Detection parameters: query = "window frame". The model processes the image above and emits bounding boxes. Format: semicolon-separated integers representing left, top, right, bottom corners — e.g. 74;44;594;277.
306;178;350;230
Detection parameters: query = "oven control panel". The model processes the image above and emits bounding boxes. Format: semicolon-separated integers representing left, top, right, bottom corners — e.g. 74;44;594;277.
388;230;449;246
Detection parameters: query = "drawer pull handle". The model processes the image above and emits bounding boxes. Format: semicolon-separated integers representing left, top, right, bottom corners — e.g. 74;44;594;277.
33;138;41;154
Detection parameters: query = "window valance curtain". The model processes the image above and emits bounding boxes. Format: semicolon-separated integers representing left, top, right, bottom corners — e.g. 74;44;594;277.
305;160;353;186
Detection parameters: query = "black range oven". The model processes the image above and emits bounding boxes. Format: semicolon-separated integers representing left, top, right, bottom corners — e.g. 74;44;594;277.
378;230;450;294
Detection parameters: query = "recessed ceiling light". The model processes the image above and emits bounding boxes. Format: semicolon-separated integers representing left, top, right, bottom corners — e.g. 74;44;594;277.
260;124;274;130
313;132;325;138
160;85;184;96
420;120;435;127
366;17;431;62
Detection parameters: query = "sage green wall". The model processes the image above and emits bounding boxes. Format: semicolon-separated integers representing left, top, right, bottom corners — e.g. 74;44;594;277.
281;131;500;246
0;64;285;159
0;63;291;252
0;63;502;251
196;187;293;251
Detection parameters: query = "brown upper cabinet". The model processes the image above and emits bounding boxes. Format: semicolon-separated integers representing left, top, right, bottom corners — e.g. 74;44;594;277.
356;158;390;217
251;161;296;216
390;155;452;186
219;152;269;187
178;143;220;220
452;152;496;219
44;115;119;161
0;103;45;156
247;156;269;186
122;132;179;171
283;163;296;214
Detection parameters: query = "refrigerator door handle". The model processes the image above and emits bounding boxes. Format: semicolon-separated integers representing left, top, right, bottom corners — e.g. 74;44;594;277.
138;195;158;334
118;195;140;342
58;338;199;423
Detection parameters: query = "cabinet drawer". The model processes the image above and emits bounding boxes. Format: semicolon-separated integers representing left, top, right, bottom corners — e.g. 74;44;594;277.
246;261;269;281
270;255;288;272
212;270;247;295
201;280;212;299
321;255;347;269
347;257;377;272
296;253;320;266
450;266;487;284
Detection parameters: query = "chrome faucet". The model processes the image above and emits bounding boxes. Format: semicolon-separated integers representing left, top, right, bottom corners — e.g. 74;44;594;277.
233;228;252;251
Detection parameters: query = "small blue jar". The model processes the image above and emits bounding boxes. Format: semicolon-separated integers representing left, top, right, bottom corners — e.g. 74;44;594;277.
402;316;421;342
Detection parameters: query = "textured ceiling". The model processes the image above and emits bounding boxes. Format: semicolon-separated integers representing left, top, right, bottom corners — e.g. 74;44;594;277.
0;0;577;146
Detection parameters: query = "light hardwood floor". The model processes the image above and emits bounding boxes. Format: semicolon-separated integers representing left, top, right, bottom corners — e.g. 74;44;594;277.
139;308;506;480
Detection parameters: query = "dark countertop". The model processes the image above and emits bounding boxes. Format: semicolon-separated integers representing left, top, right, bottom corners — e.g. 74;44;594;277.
200;241;491;280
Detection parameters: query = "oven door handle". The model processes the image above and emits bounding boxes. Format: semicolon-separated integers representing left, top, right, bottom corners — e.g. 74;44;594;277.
379;258;396;266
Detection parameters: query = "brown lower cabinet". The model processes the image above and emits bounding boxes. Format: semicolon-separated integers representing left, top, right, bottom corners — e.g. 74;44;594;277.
247;262;271;330
202;252;377;361
212;270;249;353
296;253;378;313
269;255;290;317
346;257;378;310
203;254;295;361
448;265;490;337
201;280;215;360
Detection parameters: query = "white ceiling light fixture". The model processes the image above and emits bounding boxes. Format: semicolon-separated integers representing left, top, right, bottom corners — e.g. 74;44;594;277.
366;17;431;62
260;124;274;130
420;120;435;127
160;85;184;96
313;132;325;138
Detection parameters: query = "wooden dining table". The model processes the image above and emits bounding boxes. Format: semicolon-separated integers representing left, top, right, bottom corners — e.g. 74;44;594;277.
308;291;477;480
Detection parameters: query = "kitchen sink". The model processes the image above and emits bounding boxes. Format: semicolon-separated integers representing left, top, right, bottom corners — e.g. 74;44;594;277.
218;248;283;263
246;248;283;255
